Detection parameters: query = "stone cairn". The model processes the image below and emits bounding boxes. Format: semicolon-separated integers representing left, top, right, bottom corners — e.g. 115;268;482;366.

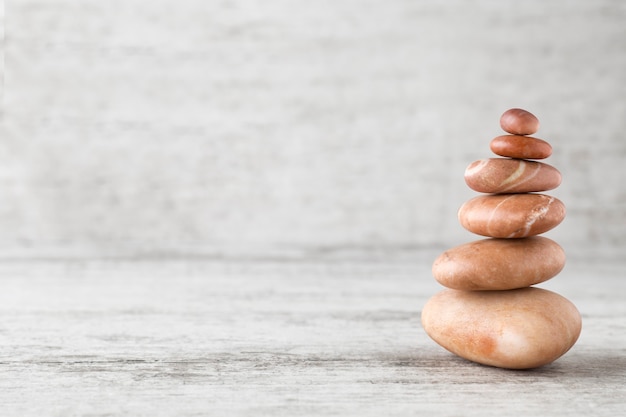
422;108;582;369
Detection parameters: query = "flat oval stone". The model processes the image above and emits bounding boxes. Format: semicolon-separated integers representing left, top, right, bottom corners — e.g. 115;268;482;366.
432;237;565;290
490;135;552;159
421;287;582;369
458;193;565;238
464;158;561;194
500;108;539;135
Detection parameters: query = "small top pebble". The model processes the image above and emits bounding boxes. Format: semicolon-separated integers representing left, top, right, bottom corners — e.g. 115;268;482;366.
500;108;539;135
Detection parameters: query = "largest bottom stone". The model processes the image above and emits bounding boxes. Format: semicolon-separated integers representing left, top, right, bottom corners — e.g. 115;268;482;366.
421;287;581;369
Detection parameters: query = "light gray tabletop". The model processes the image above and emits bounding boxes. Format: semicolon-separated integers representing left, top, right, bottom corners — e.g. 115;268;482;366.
0;255;623;416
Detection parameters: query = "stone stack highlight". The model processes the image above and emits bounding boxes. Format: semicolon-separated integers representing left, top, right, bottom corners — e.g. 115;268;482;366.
421;108;582;369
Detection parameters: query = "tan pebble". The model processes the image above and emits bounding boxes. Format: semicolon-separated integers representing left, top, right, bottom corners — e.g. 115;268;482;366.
458;193;565;238
464;158;561;194
421;287;582;369
490;135;552;159
500;108;540;135
432;237;565;290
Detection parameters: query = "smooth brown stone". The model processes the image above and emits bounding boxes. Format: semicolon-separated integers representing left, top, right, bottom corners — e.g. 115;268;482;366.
432;237;565;290
421;287;582;369
500;108;540;135
458;193;565;238
490;135;552;159
464;158;561;194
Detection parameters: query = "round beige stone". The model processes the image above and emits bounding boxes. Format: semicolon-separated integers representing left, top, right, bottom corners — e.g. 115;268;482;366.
432;237;565;290
464;158;561;194
421;287;582;369
458;193;566;238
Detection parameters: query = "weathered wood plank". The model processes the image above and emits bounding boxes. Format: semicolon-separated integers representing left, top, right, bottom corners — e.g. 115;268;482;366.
0;259;624;416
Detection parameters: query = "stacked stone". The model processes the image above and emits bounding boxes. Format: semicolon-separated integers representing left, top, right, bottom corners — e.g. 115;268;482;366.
421;108;582;369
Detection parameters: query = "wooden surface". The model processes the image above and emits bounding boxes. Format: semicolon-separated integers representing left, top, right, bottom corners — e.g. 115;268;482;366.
0;255;624;416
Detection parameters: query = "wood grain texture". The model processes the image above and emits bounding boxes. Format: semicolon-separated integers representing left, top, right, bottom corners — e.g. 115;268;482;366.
2;0;626;260
0;257;624;416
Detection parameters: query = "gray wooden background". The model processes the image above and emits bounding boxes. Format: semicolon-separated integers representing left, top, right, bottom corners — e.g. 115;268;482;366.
2;0;625;261
1;2;626;416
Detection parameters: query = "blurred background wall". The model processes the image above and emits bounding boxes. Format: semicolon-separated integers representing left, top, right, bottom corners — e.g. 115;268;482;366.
1;0;625;261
